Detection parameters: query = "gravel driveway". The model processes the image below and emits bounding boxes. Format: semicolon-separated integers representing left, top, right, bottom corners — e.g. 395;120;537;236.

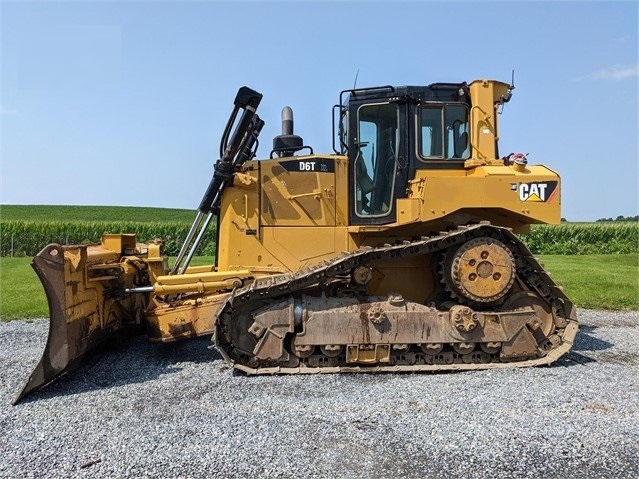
1;309;637;479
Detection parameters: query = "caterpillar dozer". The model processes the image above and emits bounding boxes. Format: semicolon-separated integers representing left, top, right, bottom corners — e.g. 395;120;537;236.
14;79;578;404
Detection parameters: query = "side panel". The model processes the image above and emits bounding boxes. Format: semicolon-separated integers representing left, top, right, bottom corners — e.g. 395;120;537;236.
219;224;352;272
260;156;337;227
403;165;561;229
216;166;289;272
217;155;351;273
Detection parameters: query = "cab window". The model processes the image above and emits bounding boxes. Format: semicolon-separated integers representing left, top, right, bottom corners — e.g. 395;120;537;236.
420;107;444;158
418;104;470;160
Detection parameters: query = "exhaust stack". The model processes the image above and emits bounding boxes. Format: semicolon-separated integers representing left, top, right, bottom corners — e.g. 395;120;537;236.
272;106;304;157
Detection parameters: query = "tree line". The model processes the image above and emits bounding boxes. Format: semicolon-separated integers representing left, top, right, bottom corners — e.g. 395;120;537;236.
596;215;639;222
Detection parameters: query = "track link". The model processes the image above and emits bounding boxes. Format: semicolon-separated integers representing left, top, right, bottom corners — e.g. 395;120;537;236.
215;223;578;373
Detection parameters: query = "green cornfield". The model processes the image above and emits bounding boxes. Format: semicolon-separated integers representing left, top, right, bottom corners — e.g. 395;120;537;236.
0;205;216;257
521;222;638;255
0;205;198;223
1;220;217;257
0;205;637;257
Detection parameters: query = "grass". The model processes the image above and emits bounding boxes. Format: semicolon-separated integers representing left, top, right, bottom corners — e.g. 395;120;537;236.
0;258;48;319
1;254;636;320
539;254;638;310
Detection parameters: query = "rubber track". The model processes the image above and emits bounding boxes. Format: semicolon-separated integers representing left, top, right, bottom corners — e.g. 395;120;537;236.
217;223;579;373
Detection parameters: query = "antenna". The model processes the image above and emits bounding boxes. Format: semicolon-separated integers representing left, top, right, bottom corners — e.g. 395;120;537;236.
498;69;516;111
353;68;360;89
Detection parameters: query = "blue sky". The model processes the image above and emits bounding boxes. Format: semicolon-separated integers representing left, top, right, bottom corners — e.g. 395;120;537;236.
1;1;637;221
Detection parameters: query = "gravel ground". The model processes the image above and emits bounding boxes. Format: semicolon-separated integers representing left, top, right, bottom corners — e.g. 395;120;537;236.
1;309;638;479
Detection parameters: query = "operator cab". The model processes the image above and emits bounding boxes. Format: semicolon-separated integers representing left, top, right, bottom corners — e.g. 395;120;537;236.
335;83;472;225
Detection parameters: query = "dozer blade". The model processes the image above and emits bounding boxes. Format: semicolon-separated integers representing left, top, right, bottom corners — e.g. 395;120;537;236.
13;242;145;404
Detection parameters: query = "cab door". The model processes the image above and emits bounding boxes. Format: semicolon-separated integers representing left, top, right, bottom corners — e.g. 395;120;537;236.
348;100;408;225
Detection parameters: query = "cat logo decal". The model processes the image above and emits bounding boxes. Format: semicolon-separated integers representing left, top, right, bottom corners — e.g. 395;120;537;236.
511;181;558;202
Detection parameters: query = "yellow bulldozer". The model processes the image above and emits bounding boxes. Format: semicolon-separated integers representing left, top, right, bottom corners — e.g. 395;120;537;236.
14;79;578;404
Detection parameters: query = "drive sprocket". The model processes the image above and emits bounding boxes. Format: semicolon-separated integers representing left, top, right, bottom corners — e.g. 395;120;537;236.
442;237;516;304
